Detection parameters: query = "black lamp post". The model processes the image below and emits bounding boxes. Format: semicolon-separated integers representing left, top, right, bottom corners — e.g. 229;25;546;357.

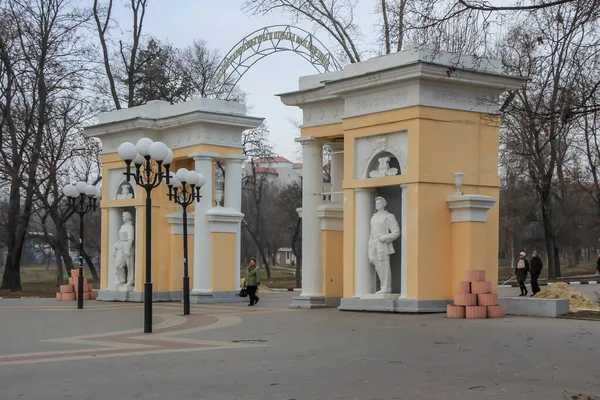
167;168;205;315
117;138;173;333
62;182;101;310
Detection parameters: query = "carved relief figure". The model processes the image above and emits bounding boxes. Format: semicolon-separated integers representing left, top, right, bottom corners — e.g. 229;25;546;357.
113;211;135;290
369;157;399;178
116;183;133;200
368;197;400;294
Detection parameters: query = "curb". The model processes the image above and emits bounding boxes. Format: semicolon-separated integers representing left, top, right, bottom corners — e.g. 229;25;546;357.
499;281;598;288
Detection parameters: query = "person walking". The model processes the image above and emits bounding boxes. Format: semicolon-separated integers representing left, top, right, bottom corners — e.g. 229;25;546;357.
245;258;261;306
530;251;543;296
596;254;600;276
515;251;529;296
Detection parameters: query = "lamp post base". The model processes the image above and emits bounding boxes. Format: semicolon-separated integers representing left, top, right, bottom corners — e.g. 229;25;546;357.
77;273;84;310
144;282;153;333
183;277;190;315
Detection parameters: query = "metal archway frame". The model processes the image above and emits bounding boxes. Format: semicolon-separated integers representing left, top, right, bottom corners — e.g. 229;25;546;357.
208;25;343;99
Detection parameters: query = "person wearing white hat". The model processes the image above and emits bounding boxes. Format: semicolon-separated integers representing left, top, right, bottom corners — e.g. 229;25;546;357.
515;252;530;296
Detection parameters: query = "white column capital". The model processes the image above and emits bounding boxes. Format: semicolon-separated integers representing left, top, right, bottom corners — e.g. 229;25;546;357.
295;136;323;146
166;211;195;235
189;151;219;161
446;194;497;223
206;207;244;233
223;154;247;162
317;203;343;231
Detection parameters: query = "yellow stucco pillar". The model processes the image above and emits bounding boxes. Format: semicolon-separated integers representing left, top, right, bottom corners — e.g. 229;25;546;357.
317;203;344;301
447;190;497;294
205;207;244;296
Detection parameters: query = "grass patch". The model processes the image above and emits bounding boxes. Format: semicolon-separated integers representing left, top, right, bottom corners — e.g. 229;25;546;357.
0;265;99;298
498;262;597;282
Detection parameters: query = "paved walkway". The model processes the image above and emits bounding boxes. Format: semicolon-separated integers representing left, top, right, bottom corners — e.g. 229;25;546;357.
0;294;599;399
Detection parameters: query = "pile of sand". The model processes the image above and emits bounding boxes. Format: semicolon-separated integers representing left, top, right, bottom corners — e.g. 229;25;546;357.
534;282;600;311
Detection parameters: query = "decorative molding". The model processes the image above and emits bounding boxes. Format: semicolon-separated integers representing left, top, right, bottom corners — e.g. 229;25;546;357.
166;211;195;235
206;207;244;233
302;100;344;127
317;203;343;231
108;169;137;200
355;131;408;179
446;194;497;223
189;151;219;161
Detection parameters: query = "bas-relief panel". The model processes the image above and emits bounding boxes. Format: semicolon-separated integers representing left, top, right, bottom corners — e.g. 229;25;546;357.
354;131;408;179
302;100;344;127
108;168;137;200
342;82;500;119
99;125;243;154
167;125;243;150
345;86;416;118
421;84;500;114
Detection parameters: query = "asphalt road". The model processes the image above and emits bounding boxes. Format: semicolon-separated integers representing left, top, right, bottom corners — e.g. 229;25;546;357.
0;294;599;400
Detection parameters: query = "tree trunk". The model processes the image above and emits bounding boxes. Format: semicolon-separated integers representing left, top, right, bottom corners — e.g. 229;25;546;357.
55;249;64;286
553;242;561;277
82;249;99;280
291;218;302;288
541;199;558;279
242;219;271;278
1;177;25;291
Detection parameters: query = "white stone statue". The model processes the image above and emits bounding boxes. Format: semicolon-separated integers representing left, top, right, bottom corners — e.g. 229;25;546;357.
368;196;400;294
116;183;133;200
369;157;398;178
113;211;135;290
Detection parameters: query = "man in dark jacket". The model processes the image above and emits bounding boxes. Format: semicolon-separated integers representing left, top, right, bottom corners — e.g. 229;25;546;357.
530;251;543;296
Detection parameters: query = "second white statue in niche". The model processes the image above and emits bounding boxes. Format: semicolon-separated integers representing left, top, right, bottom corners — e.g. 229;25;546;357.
369;157;398;178
368;196;400;294
116;183;133;200
113;211;135;290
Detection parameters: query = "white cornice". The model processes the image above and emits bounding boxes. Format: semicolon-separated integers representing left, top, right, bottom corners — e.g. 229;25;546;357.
84;110;263;139
446;194;497;223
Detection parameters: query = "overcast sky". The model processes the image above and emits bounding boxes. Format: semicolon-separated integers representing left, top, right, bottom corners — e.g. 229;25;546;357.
110;0;381;161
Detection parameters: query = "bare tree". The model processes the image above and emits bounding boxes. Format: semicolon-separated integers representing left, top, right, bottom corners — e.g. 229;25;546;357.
92;0;149;109
240;124;276;278
377;0;409;53
242;0;363;63
498;2;600;278
277;180;302;287
0;0;92;291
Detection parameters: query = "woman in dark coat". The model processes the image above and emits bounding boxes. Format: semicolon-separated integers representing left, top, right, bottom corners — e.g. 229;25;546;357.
515;251;530;296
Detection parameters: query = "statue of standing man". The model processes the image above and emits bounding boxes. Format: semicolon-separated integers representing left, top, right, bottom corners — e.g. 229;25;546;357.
368;196;400;294
113;211;135;290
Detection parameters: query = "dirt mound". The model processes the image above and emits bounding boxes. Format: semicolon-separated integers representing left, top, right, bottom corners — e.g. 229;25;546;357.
534;282;600;311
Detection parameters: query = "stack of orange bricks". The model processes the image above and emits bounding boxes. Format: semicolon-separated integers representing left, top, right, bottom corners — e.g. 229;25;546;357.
55;269;98;301
447;270;504;319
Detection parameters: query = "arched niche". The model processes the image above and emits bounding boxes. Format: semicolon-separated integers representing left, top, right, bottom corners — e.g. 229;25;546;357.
367;151;401;178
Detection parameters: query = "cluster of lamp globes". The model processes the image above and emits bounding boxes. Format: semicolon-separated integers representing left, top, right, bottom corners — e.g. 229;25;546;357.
168;168;206;192
117;138;174;172
116;137;206;194
62;181;102;201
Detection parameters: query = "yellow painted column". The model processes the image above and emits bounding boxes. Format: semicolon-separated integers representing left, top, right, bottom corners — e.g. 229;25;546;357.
451;222;487;294
447;192;498;295
100;205;109;290
205;206;244;298
317;203;344;300
342;188;355;298
210;232;237;292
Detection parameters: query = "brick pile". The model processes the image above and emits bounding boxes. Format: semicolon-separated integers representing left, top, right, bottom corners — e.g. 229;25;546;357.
55;269;98;301
447;270;504;319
